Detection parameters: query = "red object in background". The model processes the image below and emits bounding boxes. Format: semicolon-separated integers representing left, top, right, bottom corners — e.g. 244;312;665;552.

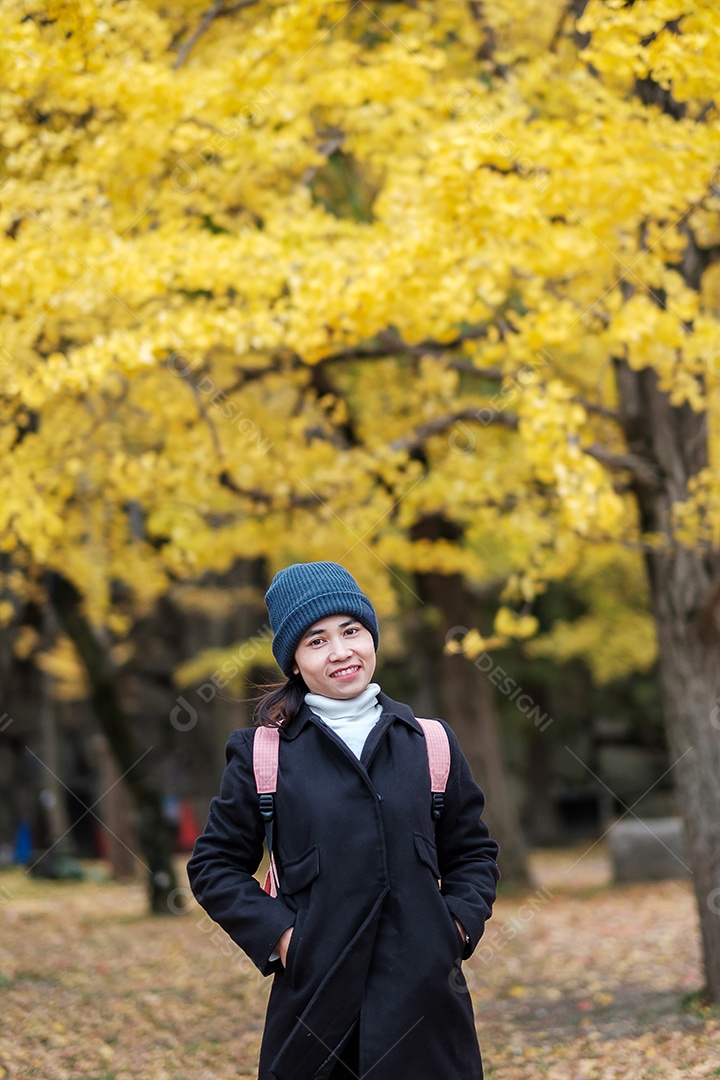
94;800;200;856
177;799;201;851
95;823;109;859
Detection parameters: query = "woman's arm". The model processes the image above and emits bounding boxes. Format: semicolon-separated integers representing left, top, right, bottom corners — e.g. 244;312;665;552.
434;721;500;959
187;728;296;975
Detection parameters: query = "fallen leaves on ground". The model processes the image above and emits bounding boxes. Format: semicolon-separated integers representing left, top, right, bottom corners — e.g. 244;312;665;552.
0;846;718;1079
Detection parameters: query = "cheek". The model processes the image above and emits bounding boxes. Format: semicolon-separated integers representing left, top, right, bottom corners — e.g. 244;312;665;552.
360;638;377;665
294;651;320;680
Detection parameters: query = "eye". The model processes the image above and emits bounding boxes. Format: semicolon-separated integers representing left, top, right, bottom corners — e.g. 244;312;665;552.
307;636;324;647
344;626;359;636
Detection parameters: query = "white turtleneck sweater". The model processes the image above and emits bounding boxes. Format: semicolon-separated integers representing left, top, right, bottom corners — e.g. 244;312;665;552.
304;681;383;759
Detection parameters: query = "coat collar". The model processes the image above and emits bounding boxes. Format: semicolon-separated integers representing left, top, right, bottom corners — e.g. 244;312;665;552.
279;690;423;741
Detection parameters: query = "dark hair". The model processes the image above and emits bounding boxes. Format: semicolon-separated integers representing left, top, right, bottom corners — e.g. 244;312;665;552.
253;673;308;728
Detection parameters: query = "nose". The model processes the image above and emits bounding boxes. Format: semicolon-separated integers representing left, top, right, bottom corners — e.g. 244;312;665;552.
328;637;352;661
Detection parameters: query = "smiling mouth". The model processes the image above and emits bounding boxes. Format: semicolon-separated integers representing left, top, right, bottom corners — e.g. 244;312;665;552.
329;665;361;678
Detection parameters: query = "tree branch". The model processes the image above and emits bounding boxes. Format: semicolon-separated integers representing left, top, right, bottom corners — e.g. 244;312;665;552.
467;1;510;76
390;407;518;454
187;378;222;457
323;345;621;425
447;359;503;380
584;442;662;489
548;0;591;53
314;324;492;366
571;398;622;423
218;470;321;509
172;0;259;70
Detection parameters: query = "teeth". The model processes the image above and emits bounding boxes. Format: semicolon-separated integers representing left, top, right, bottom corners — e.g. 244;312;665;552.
331;666;359;677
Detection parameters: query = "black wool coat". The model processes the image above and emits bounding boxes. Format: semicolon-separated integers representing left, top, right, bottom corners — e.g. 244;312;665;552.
187;692;500;1080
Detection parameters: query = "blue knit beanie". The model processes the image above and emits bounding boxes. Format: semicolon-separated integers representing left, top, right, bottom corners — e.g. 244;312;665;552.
265;562;379;676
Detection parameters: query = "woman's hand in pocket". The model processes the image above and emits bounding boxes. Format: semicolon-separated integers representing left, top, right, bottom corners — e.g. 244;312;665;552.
275;925;294;967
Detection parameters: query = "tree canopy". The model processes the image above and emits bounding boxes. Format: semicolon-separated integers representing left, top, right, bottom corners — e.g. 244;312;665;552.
1;0;717;652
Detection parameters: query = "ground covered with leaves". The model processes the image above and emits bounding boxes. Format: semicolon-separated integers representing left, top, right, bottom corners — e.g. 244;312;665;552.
1;847;718;1079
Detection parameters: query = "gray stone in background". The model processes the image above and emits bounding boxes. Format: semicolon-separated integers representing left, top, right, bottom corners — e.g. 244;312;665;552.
609;816;690;883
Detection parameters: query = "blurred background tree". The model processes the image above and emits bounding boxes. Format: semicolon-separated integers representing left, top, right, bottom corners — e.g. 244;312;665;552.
1;0;720;993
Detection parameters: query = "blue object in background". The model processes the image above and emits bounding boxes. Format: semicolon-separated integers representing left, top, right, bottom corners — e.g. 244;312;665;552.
163;794;180;827
13;819;32;864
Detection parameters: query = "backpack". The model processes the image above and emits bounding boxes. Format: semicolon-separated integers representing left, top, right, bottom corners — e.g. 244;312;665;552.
253;718;451;897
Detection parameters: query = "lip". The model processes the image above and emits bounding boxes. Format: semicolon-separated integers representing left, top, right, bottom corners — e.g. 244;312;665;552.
328;664;361;680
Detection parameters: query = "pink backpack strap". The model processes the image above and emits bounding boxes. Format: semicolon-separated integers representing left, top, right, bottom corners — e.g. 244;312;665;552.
253;727;280;896
253;726;280;793
416;717;451;819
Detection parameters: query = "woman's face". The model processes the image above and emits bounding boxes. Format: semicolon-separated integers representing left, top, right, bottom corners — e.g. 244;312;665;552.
293;613;376;698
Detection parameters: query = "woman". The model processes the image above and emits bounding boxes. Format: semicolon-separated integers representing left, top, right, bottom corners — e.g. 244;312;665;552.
187;561;500;1080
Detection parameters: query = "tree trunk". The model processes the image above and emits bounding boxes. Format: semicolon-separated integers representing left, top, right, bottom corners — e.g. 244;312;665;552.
614;357;720;1000
47;572;181;914
38;669;74;853
416;560;531;885
523;722;563;846
92;733;143;878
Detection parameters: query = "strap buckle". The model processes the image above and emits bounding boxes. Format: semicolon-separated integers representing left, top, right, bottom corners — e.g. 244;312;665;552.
259;793;274;821
431;792;444;820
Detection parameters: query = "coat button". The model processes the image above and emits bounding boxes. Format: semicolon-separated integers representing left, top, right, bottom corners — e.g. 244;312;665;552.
376;792;383;802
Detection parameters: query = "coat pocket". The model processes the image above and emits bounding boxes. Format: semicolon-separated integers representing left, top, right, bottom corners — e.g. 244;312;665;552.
280;843;320;895
279;845;320;990
413;831;441;880
283;906;306;987
414;832;463;957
